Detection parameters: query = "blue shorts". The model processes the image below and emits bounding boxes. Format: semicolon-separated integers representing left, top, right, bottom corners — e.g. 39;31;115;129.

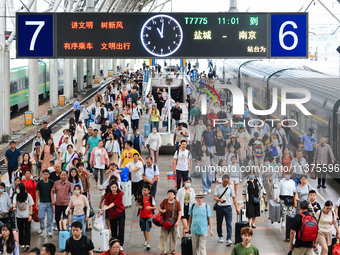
139;217;152;232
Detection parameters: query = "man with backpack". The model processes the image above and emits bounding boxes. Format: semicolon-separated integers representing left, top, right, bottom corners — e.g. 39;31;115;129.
290;200;318;255
142;156;160;198
171;140;192;191
188;191;213;255
138;184;156;251
126;153;144;204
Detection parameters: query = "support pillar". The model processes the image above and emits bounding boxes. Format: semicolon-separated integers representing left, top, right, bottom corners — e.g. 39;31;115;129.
28;59;39;120
0;0;6;140
228;0;238;12
64;59;73;100
87;59;93;88
50;60;59;109
2;47;10;141
121;59;126;72
95;59;100;80
77;59;84;92
103;59;108;78
112;59;117;74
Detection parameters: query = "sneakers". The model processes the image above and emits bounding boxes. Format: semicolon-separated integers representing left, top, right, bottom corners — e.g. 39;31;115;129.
203;192;208;195
38;229;43;234
218;237;224;243
144;241;148;246
146;244;151;251
25;245;30;251
226;239;234;246
47;232;52;237
99;186;103;190
208;189;211;194
20;245;25;250
53;226;58;231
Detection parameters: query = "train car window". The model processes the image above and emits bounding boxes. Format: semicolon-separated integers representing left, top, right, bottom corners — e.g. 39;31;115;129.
10;81;17;94
25;77;29;88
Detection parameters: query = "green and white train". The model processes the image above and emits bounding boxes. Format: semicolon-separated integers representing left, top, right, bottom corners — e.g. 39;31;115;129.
10;60;65;113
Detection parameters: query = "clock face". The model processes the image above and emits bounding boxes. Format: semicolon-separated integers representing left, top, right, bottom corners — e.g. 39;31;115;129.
140;14;183;57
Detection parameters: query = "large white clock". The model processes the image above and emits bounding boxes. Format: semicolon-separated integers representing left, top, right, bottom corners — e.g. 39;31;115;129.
140;14;183;57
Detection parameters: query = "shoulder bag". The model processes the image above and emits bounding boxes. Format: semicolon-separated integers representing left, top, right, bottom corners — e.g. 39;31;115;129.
213;186;229;211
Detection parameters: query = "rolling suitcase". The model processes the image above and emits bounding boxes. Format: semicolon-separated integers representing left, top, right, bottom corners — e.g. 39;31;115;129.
269;200;281;224
235;209;249;244
92;229;110;252
120;181;132;207
59;230;71;252
181;235;193;255
285;214;295;241
144;123;151;137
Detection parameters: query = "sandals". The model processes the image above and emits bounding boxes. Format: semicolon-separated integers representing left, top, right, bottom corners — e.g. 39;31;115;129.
171;251;176;254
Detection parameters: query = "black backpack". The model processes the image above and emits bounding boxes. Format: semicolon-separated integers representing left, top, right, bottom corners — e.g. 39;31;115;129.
143;164;157;175
137;195;155;216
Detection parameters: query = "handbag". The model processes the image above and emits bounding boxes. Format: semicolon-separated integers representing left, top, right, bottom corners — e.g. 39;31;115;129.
162;120;168;127
253;197;261;204
62;152;75;171
95;115;102;124
162;199;176;229
213;186;229;210
152;212;165;227
270;145;278;157
83;196;95;218
32;207;39;222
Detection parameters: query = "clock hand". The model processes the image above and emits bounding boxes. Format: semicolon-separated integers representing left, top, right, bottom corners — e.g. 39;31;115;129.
157;27;163;38
161;21;164;38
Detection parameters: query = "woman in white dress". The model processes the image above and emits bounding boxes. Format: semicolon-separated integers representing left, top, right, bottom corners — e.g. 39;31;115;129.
75;120;87;156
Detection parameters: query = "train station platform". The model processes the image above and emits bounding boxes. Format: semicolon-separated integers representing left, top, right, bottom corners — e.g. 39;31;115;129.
9;92;339;255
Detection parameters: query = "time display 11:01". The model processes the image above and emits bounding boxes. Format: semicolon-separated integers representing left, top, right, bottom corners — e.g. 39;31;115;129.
218;17;239;25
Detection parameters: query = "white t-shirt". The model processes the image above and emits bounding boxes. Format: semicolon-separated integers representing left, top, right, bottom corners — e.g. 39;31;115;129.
58;142;76;155
131;108;139;120
126;160;144;183
13;193;34;218
173;149;192;171
94;148;105;169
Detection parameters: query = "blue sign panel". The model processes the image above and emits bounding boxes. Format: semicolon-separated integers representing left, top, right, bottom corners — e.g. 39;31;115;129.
192;69;198;82
152;59;155;66
144;70;149;82
270;14;307;57
17;14;53;58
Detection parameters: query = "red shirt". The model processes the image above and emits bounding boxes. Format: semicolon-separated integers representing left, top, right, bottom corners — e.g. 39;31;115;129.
22;178;37;204
104;192;125;219
207;113;217;124
101;251;124;255
140;195;154;219
20;162;32;176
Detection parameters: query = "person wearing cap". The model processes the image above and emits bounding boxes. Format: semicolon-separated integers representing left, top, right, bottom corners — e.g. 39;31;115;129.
58;135;76;159
214;174;240;246
301;127;317;166
150;104;161;132
158;189;181;255
188;191;213;255
228;135;241;153
73;98;81;124
313;136;335;189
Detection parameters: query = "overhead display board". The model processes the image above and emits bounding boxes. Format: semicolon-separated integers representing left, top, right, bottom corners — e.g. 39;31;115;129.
16;12;308;58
